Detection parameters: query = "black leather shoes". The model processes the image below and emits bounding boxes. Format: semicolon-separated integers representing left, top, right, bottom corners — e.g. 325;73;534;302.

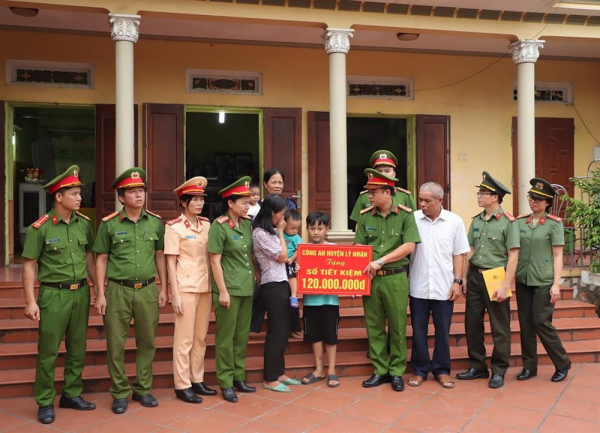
37;405;55;424
132;393;158;407
192;382;217;396
233;380;256;393
362;374;391;388
456;368;490;380
489;374;505;389
221;387;238;403
175;388;203;404
59;395;96;410
111;398;128;414
551;362;571;382
516;369;537;381
391;376;404;392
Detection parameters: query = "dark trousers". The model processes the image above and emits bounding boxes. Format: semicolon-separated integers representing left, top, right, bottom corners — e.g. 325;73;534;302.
409;296;454;378
251;282;301;333
465;270;511;375
515;282;570;371
260;281;292;381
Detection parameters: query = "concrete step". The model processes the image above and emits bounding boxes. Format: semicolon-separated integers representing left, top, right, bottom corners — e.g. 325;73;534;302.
0;340;597;399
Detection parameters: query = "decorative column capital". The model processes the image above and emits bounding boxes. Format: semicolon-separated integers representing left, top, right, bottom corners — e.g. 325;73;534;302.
324;28;354;55
509;39;545;64
109;14;141;43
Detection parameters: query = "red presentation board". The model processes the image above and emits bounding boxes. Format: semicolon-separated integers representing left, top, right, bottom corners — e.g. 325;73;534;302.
297;244;373;296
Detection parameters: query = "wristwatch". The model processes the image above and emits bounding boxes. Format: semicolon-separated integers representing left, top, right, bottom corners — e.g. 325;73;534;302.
376;258;384;267
453;278;463;285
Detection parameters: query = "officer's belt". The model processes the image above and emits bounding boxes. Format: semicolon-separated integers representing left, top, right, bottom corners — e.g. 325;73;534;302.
375;266;407;277
109;277;155;290
472;266;491;274
41;279;87;290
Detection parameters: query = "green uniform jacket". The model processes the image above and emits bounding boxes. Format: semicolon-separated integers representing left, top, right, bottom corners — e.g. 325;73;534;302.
354;204;421;267
350;188;416;223
93;209;164;281
467;207;520;269
208;213;254;296
22;209;94;282
516;213;564;286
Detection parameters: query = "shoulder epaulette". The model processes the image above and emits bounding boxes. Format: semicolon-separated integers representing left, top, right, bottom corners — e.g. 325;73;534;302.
32;214;50;229
503;211;516;222
166;217;182;226
359;190;368;195
217;215;229;224
146;210;161;219
102;211;119;222
547;214;562;223
396;187;411;195
517;214;529;219
360;205;374;214
75;211;90;221
472;211;482;219
241;215;252;220
398;204;413;213
198;216;210;223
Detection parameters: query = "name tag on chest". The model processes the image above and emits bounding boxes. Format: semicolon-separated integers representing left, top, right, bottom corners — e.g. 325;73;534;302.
184;235;197;240
46;238;60;244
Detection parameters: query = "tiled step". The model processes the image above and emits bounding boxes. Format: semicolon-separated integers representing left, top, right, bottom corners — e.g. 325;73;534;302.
0;340;597;399
1;316;598;370
0;299;594;344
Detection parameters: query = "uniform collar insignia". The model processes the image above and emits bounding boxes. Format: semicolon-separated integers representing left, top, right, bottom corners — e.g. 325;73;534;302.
540;217;546;225
228;219;234;229
526;216;531;224
52;215;58;225
184;219;191;228
495;212;502;220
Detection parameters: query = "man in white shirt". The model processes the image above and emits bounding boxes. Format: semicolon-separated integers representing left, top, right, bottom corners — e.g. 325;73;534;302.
408;182;470;389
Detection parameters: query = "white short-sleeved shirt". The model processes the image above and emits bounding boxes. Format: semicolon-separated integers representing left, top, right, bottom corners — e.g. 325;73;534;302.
409;209;470;301
164;213;211;293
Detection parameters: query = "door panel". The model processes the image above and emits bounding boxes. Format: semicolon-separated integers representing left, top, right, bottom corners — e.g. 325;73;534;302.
263;108;302;207
95;104;138;224
308;112;331;214
416;115;451;208
512;117;574;216
143;103;184;221
0;102;5;265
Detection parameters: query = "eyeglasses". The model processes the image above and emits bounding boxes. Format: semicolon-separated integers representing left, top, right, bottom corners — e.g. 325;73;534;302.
527;195;545;203
476;191;492;197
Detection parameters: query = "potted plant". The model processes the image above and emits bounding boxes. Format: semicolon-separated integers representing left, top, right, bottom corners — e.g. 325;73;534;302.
564;168;600;283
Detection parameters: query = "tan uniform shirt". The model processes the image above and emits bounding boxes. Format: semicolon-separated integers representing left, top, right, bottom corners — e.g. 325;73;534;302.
165;213;211;293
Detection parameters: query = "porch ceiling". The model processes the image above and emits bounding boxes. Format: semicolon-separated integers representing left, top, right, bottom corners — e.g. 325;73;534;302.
1;3;599;59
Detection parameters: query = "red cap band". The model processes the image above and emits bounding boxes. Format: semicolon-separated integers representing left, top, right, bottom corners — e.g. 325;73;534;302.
47;175;82;195
178;186;205;197
373;157;396;167
115;177;146;190
365;175;395;188
221;185;251;198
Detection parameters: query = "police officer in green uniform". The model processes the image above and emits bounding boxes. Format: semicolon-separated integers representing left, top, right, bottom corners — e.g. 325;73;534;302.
515;178;571;382
93;168;168;414
350;150;416;224
457;171;520;389
22;165;97;424
354;169;421;391
208;177;257;403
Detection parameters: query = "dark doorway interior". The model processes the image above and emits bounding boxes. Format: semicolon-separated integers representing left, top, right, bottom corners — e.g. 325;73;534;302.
185;111;260;220
12;106;95;262
347;117;408;226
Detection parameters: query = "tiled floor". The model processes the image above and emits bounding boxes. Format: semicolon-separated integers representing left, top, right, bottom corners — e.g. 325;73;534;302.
0;363;598;433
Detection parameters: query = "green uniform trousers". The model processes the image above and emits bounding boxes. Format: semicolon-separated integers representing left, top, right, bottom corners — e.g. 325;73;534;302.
363;272;408;376
35;284;90;407
465;270;511;375
103;280;159;399
213;293;252;389
516;282;570;371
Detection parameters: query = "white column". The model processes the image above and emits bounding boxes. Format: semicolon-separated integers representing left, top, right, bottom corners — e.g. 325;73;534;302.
324;28;353;241
109;13;140;204
509;39;544;214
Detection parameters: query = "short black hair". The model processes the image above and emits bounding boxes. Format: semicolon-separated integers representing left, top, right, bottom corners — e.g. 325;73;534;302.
306;211;330;227
219;194;248;216
264;168;284;183
51;187;68;203
496;194;503;205
249;181;260;190
180;194;201;209
252;194;287;235
285;209;301;222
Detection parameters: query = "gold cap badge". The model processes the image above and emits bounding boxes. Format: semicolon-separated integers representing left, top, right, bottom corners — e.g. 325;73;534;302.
131;172;140;179
380;153;387;159
536;182;544;189
245;181;250;188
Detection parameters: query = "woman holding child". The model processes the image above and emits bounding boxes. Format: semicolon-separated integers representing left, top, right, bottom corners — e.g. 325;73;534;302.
252;194;301;392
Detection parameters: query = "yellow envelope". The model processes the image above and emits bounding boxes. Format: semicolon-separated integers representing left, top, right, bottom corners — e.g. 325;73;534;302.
482;267;512;301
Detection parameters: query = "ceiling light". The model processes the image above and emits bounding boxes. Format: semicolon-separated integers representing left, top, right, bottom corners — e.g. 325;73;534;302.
10;7;39;17
397;33;420;42
553;1;600;11
218;112;226;124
